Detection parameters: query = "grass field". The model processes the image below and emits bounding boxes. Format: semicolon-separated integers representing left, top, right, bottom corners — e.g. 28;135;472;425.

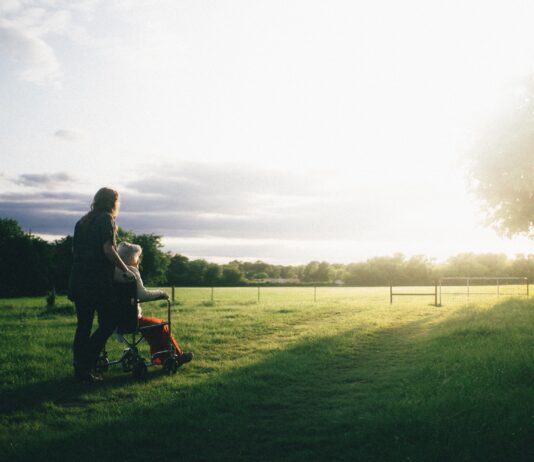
1;287;533;461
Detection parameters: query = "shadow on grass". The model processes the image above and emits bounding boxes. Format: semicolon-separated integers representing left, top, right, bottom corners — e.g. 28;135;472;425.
5;298;534;462
0;353;175;416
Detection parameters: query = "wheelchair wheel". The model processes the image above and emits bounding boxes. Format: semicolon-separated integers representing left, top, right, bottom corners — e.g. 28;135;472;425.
122;349;135;372
95;355;109;373
163;357;177;375
132;361;147;381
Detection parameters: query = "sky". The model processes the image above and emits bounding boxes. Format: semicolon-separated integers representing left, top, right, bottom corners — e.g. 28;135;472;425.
0;0;532;264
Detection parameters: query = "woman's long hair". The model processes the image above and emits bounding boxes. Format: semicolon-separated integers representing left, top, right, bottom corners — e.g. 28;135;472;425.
79;187;119;225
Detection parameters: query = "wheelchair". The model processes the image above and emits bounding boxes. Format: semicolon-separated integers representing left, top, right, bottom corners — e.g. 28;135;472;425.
95;281;181;380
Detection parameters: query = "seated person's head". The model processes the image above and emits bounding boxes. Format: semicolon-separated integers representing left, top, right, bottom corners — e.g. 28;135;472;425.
117;242;142;267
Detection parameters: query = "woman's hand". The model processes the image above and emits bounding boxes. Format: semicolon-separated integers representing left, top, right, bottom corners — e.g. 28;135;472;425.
103;240;136;276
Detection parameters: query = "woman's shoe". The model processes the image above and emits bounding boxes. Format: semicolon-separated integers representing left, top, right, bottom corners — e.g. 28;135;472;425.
74;368;103;383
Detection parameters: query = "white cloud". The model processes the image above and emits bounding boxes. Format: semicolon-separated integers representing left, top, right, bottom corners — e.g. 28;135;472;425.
54;128;84;141
0;16;61;84
0;0;21;14
0;0;98;84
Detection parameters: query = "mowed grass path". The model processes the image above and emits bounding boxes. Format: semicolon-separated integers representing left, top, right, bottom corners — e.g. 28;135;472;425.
1;287;533;461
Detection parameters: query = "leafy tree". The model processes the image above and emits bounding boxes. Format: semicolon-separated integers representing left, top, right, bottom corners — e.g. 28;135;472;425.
166;254;190;285
269;265;281;278
404;255;435;285
471;77;534;237
117;227;136;244
132;233;170;286
0;219;52;296
50;236;74;293
280;265;297;279
188;259;208;284
315;261;333;282
0;218;25;241
204;263;221;285
241;261;270;279
444;253;503;277
254;272;269;279
303;261;319;282
117;228;170;285
509;254;534;280
221;265;244;284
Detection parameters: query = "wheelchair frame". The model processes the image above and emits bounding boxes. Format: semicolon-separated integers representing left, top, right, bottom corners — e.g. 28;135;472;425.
96;282;181;379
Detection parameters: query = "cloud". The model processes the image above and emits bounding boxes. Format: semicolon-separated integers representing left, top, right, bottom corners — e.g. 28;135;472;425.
0;189;89;234
0;162;459;262
0;16;61;84
0;1;98;85
115;162;401;240
0;163;375;240
14;172;75;188
54;129;84;141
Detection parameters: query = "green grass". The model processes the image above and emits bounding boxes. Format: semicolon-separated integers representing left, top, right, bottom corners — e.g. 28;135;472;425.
0;287;533;461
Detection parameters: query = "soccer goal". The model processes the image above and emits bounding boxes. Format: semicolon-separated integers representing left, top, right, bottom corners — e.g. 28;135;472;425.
438;277;529;305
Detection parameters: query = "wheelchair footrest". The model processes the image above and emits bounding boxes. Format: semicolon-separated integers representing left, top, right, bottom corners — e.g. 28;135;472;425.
139;322;168;331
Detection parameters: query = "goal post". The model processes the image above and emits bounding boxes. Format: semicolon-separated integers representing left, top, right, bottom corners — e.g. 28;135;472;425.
438;277;529;305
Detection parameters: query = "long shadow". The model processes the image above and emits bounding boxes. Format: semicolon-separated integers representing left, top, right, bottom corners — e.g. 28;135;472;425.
0;370;151;414
4;299;534;462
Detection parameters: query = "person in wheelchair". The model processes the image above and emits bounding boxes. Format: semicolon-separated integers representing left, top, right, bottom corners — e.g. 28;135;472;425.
114;242;193;367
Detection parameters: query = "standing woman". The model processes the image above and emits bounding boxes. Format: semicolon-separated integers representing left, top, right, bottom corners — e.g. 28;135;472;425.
68;187;134;382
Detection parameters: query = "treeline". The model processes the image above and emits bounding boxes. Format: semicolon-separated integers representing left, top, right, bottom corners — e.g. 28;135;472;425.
0;218;533;297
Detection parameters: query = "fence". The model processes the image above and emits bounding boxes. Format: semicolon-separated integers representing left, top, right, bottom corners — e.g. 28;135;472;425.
167;279;529;306
169;285;321;304
389;283;439;306
438;277;529;305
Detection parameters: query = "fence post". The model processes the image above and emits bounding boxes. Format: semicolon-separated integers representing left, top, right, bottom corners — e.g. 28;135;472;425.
314;285;317;302
257;285;260;303
390;283;393;305
527;278;529;298
172;285;175;304
467;278;470;299
434;281;438;306
497;279;500;297
211;287;214;302
47;286;56;308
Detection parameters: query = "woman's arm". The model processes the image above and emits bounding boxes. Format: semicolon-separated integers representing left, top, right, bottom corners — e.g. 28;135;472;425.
130;267;168;302
103;240;134;278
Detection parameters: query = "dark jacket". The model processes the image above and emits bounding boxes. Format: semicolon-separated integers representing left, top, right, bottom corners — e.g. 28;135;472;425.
68;212;116;303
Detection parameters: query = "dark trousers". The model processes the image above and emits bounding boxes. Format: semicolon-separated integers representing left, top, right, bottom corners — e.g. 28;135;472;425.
73;296;120;371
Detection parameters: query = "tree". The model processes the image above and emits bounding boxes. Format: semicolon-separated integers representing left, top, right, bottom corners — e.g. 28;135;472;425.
471;77;534;237
0;218;52;296
132;233;170;286
0;218;25;242
204;263;221;285
280;265;297;279
166;255;190;285
221;265;244;284
188;259;208;284
254;272;269;279
117;228;170;286
314;261;333;283
302;261;320;282
51;236;74;293
117;227;136;244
